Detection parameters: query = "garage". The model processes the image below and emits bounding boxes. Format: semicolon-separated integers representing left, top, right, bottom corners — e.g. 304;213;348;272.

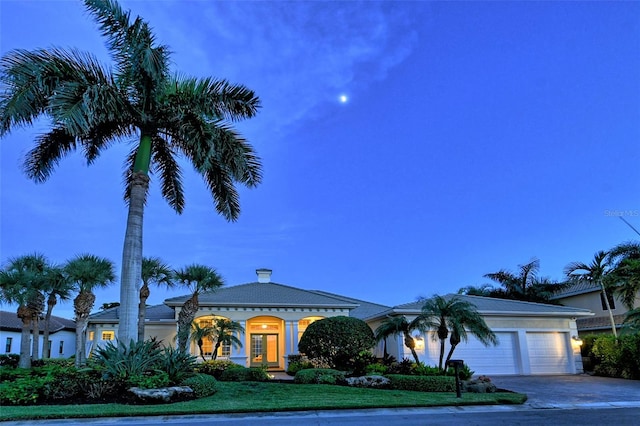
453;332;520;375
526;332;572;374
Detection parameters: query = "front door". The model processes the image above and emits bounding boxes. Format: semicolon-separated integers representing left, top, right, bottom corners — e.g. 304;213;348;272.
250;334;279;368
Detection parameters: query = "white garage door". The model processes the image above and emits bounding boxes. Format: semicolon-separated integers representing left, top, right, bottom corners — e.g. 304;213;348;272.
453;332;519;375
526;332;571;374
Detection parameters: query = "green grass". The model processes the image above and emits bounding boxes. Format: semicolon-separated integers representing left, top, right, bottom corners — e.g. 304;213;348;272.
0;382;527;421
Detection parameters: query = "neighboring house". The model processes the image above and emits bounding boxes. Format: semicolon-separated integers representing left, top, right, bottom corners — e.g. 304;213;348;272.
0;310;76;358
367;295;593;376
551;281;640;334
87;269;593;375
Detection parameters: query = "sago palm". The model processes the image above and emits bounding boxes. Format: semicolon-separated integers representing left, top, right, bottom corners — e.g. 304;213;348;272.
138;257;174;341
0;0;261;344
174;264;224;353
209;318;244;360
65;254;116;367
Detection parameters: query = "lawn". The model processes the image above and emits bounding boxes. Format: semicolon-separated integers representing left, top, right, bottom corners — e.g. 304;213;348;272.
0;381;527;421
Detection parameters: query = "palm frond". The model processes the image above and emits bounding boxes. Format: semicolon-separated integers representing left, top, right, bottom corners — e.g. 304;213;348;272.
149;136;185;213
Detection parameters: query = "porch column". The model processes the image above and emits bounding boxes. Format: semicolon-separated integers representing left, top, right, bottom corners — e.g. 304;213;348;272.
230;320;248;367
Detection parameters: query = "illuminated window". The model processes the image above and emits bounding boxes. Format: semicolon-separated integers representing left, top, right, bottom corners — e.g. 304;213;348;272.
88;331;95;341
101;331;115;341
298;317;324;342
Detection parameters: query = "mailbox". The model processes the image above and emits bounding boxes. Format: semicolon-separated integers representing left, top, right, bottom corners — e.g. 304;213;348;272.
446;359;464;398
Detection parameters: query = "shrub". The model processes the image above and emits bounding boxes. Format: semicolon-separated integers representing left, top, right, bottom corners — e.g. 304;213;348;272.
181;374;218;398
0;367;30;382
160;346;197;384
0;354;20;368
365;363;388;375
387;358;415;375
93;339;163;385
197;359;242;379
386;374;456;392
413;363;441;376
592;332;640;380
287;360;314;376
219;367;270;382
294;368;346;385
0;375;52;405
128;371;171;389
298;316;375;371
446;364;474;380
345;375;390;388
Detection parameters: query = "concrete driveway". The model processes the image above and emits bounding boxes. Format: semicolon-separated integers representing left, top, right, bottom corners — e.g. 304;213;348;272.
491;374;640;408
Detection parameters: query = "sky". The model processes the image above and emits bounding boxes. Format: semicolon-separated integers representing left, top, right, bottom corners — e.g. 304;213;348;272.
1;0;639;320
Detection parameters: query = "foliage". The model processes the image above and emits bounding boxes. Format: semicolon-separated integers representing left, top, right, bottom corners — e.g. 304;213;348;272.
160;346;197;384
387;358;416;375
0;375;52;405
345;375;390;389
293;368;346;385
591;333;640;380
93;339;163;385
375;315;423;364
446;364;475;380
414;363;442;376
196;359;242;379
181;374;218;398
298;316;375;371
219;366;270;382
580;334;599;358
128;371;170;389
365;363;388;375
386;374;456;392
286;360;314;376
0;354;20;368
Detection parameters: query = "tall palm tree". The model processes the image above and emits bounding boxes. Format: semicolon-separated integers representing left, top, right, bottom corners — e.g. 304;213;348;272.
209;318;244;360
607;242;640;310
174;264;224;353
0;0;262;344
564;251;617;337
41;265;74;358
190;321;214;362
138;257;174;341
0;254;48;368
374;315;423;364
65;254;116;367
484;258;540;298
416;295;497;371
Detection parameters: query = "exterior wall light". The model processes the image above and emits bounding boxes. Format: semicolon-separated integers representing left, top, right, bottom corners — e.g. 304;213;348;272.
572;335;583;346
414;336;425;350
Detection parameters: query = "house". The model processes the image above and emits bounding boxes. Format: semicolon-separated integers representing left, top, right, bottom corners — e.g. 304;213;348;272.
0;310;76;358
87;268;593;375
550;281;640;334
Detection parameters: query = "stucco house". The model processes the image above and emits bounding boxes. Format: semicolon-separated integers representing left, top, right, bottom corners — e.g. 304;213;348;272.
0;310;76;358
550;281;640;334
87;269;592;375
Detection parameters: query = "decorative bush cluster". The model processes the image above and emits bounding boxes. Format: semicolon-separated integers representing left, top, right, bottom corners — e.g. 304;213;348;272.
219;366;270;382
345;375;390;388
196;359;243;379
386;374;456;392
180;374;218;398
293;368;346;385
588;332;640;380
286;354;331;376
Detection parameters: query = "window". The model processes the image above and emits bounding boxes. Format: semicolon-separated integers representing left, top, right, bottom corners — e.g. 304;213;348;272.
298;317;324;342
59;341;64;355
600;291;616;310
101;331;115;341
5;337;12;353
88;331;95;341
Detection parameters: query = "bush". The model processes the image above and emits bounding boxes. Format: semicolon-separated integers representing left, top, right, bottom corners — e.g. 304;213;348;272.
0;354;20;368
128;371;171;389
592;332;640;380
294;368;346;385
287;360;314;376
219;367;270;382
0;375;52;405
181;374;218;398
413;363;441;376
387;358;416;375
446;364;474;380
93;339;163;386
160;346;197;384
386;374;456;392
345;375;390;388
197;359;242;379
365;363;388;375
298;316;375;371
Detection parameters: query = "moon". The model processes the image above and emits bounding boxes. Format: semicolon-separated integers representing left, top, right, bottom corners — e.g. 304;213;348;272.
339;94;348;103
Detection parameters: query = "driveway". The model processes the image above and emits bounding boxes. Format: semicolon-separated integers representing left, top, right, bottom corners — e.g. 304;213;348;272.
491;374;640;408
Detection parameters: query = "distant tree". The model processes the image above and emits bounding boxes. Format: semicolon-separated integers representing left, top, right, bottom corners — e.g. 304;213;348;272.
485;258;540;298
139;257;174;341
621;308;640;333
374;315;423;364
565;251;617;337
174;265;224;353
416;295;497;371
100;302;120;311
209;318;244;360
0;0;262;345
41;265;74;358
484;259;566;303
607;242;640;310
457;284;494;297
65;254;116;367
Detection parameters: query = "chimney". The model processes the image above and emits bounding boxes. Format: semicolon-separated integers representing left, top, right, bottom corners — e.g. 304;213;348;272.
256;268;272;283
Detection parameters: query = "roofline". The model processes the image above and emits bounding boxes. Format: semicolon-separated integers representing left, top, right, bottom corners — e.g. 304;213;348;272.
363;308;594;322
164;301;359;309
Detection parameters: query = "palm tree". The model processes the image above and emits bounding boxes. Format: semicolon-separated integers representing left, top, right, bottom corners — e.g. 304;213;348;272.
416;295;497;372
0;0;262;345
209;318;244;360
621;308;640;333
564;251;617;337
41;265;74;358
607;242;640;310
174;264;224;353
65;254;116;367
374;315;422;364
0;254;48;368
484;258;540;298
138;257;174;341
190;321;214;362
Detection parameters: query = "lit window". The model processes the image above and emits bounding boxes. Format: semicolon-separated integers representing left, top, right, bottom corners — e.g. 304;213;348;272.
89;331;95;341
5;337;12;353
101;331;115;341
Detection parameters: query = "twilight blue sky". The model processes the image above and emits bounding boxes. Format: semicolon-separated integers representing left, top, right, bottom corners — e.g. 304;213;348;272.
1;0;639;320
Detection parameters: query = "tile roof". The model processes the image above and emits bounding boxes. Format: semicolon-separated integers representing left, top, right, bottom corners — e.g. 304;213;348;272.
550;281;602;299
368;294;593;320
164;282;360;309
308;290;391;320
0;310;75;332
576;314;627;331
88;304;175;322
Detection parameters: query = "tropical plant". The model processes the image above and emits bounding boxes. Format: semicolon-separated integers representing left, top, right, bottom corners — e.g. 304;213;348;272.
190;321;214;362
93;339;164;385
0;0;262;345
139;257;174;341
209;318;244;360
415;295;497;371
0;254;49;368
622;308;640;333
484;258;540;297
41;265;74;358
607;241;640;310
374;315;423;364
564;251;617;337
298;316;375;371
174;264;224;352
65;254;115;367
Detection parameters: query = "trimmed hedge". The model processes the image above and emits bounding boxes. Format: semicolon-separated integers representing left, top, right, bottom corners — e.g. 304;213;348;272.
196;360;243;379
294;368;346;385
181;374;218;398
386;374;456;392
219;367;270;382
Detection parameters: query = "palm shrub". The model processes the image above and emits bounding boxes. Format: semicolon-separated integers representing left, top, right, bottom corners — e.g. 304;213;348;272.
93;339;164;388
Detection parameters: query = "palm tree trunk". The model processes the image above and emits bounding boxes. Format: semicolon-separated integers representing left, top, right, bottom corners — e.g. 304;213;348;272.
138;283;150;342
403;332;420;364
438;338;446;371
42;296;56;358
74;291;95;368
17;306;31;369
212;339;221;360
31;314;40;360
444;344;458;368
177;295;199;352
118;171;150;344
75;317;88;368
600;282;618;337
